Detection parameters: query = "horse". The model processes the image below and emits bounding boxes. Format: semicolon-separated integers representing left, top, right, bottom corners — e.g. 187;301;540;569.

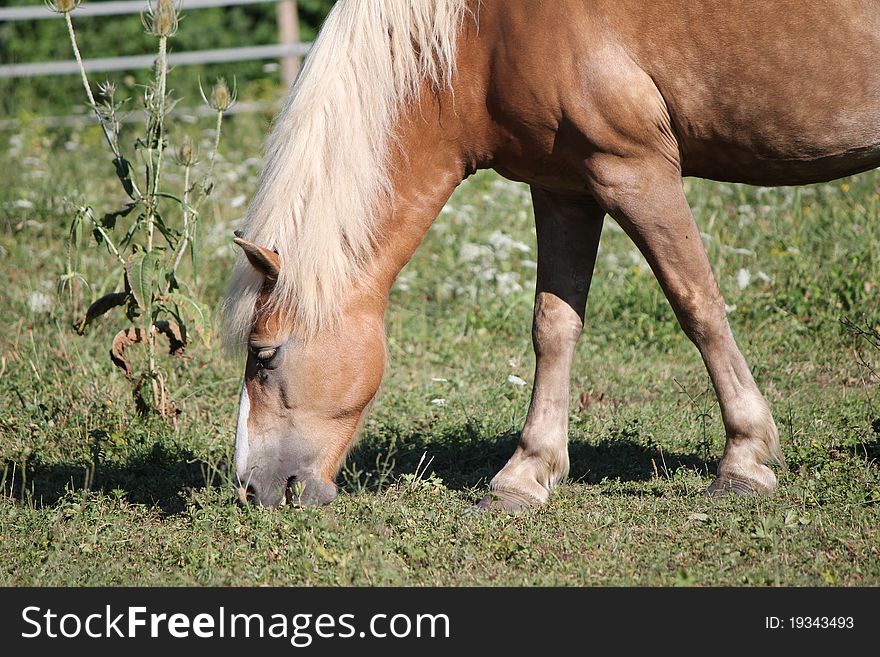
225;0;880;510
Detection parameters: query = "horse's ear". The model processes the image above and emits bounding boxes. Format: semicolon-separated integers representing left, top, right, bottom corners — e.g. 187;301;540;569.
233;236;281;282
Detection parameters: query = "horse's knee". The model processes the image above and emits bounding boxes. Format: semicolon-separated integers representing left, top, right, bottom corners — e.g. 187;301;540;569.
673;288;730;346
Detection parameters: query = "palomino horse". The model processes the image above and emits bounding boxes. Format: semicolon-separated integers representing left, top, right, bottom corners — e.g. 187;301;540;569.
226;0;879;510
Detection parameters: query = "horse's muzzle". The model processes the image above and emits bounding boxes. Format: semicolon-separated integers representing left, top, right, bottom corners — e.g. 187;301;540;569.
236;471;337;508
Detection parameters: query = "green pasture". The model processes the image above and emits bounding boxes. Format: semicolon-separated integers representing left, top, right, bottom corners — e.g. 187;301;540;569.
0;112;878;586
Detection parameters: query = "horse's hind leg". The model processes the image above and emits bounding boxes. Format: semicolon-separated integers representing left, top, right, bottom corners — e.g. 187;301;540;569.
589;155;784;497
477;188;604;512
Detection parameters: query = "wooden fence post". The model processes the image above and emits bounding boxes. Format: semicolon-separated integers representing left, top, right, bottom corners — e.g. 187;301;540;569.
276;0;301;87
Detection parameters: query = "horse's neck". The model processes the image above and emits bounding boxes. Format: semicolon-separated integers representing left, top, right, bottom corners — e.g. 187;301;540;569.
362;89;479;295
349;18;496;303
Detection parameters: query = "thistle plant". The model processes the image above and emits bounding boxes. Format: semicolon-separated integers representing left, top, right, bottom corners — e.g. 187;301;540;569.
53;0;235;420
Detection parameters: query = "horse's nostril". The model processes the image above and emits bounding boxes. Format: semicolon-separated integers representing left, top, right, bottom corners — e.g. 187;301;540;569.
285;476;296;505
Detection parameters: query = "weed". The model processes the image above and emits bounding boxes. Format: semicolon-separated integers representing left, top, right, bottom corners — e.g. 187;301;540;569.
51;0;233;419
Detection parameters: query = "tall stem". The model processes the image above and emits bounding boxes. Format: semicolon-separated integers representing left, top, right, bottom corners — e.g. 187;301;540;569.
170;109;224;288
64;11;142;198
205;109;224;185
145;35;170;409
65;12;117;157
146;35;168;255
87;214;127;266
169;162;193;282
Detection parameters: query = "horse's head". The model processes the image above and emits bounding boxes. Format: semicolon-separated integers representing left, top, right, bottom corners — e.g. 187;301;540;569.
231;237;386;508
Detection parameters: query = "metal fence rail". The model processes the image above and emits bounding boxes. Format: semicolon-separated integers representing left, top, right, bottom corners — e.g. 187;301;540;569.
0;43;310;78
0;0;277;21
0;0;308;82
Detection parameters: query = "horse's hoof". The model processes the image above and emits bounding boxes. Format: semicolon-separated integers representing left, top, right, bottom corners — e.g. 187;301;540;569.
704;475;761;498
474;488;542;513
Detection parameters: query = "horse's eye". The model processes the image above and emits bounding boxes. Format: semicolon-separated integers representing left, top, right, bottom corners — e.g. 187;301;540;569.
257;348;277;361
250;347;278;364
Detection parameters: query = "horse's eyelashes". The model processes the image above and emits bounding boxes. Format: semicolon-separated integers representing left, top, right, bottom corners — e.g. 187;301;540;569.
249;346;279;365
256;348;278;362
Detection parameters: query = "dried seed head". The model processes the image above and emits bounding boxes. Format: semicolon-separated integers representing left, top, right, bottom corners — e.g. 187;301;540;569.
144;0;179;37
46;0;81;14
98;80;117;99
175;136;199;167
211;81;230;111
208;78;236;112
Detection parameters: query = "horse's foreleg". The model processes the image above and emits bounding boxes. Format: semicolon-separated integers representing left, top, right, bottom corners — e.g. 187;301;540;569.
477;188;604;512
590;156;784;496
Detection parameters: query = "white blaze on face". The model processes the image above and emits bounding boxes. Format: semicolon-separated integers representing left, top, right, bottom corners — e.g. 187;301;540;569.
235;381;251;483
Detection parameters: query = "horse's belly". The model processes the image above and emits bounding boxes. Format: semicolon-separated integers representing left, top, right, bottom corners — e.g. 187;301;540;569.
681;136;880;186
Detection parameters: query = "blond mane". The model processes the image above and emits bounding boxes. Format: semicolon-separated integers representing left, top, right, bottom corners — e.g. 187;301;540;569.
224;0;469;345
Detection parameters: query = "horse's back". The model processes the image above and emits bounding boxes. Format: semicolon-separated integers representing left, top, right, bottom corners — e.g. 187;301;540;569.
484;0;880;186
611;0;880;183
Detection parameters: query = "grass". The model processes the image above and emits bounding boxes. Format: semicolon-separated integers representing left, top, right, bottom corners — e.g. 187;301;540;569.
1;111;879;586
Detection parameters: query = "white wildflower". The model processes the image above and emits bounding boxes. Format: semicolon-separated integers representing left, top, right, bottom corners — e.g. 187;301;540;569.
431;399;447;407
735;268;751;290
628;248;644;266
394;270;415;292
496;271;522;296
737;204;756;220
507;374;527;386
230;194;247;209
455;204;476;224
488;230;530;256
28;291;52;314
7;134;23;155
459;242;490;263
436;280;456;301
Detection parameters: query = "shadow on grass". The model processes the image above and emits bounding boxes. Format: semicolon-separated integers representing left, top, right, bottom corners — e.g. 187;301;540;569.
3;441;218;516
344;422;714;494
15;418;866;512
